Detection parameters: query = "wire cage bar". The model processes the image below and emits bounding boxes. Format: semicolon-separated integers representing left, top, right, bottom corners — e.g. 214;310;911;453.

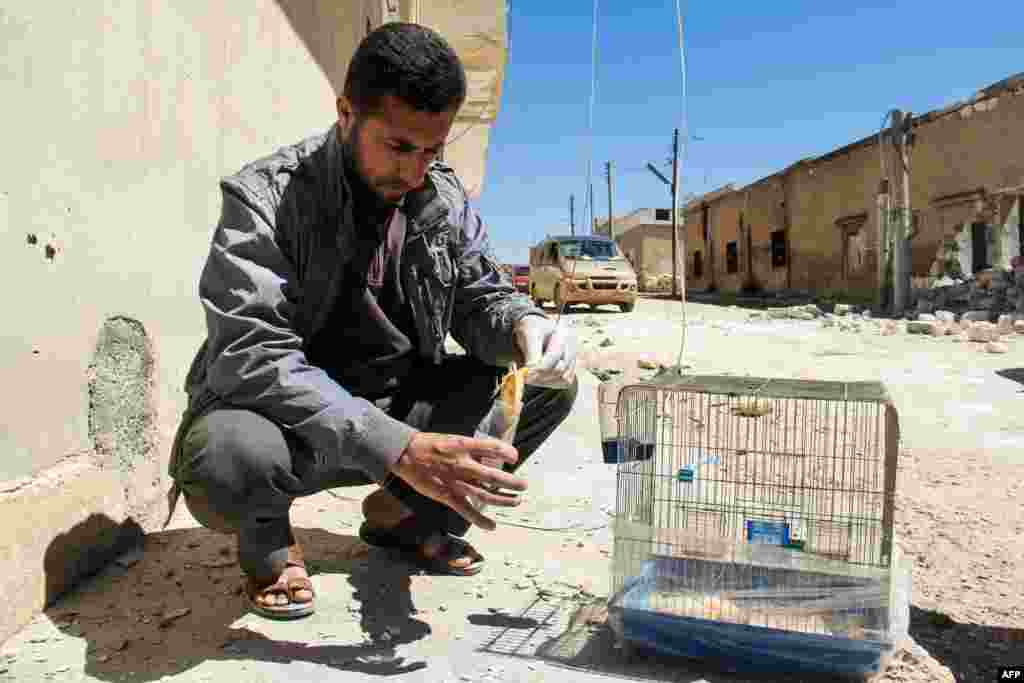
599;375;905;676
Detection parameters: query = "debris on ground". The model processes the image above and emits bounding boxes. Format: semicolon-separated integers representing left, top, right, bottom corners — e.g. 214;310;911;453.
158;608;191;628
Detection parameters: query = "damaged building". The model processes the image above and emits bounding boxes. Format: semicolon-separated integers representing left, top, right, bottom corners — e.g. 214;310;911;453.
613;72;1024;314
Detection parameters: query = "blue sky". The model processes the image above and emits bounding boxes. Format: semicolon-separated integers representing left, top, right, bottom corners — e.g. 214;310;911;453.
475;0;1024;265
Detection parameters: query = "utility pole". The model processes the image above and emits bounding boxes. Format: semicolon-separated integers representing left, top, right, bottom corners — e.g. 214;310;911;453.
570;194;575;236
876;177;891;311
645;129;682;299
605;161;614;240
891;110;913;316
589;182;596;235
671;128;681;299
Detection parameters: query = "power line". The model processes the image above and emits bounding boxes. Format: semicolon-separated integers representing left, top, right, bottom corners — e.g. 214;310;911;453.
585;0;599;235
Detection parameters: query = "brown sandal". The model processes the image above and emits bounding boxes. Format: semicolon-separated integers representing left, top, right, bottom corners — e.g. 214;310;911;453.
245;543;316;620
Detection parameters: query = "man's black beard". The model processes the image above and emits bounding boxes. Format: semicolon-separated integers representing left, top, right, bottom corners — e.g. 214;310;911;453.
341;120;399;230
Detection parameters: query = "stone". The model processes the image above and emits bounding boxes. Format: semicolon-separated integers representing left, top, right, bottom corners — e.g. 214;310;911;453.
917;313;937;322
879;320;898;336
967;322;998;343
821;317;835;328
997;314;1014;335
906;321;938;335
986;341;1009;354
946;322;962;336
834;304;851;316
746;311;764;321
961;310;992;323
935;310;956;323
1015;320;1024;334
159;608;191;628
954;332;969;343
929;322;948;337
599;338;614;347
637;359;658;370
767;307;790;319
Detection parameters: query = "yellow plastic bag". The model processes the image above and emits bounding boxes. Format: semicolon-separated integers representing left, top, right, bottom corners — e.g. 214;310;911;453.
470;363;528;511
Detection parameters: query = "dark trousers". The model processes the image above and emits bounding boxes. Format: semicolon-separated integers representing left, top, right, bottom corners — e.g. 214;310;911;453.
172;355;578;582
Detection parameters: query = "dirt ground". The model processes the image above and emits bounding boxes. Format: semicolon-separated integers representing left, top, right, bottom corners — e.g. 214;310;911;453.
1;297;1021;683
570;297;1024;682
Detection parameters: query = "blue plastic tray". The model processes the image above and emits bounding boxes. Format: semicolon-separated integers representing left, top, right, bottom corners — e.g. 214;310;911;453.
610;557;893;676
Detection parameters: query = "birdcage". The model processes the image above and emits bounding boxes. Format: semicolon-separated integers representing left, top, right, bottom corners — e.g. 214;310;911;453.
599;374;910;677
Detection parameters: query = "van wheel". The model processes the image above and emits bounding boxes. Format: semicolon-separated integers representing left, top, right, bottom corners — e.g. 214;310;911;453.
619;301;635;313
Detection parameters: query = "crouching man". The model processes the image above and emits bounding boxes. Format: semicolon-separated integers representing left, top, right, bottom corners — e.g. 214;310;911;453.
166;22;578;619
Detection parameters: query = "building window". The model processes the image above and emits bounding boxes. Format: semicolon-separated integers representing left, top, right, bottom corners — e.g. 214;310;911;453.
726;241;739;274
971;222;990;272
770;230;787;269
693;250;703;278
655;208;671;222
843;229;867;278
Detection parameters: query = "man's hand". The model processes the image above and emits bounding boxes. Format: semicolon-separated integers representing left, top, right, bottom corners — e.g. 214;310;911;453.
391;432;528;531
514;315;577;388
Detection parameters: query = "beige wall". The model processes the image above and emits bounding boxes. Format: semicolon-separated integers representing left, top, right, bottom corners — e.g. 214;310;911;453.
0;0;507;645
412;0;507;197
0;0;506;482
617;224;674;279
0;1;362;482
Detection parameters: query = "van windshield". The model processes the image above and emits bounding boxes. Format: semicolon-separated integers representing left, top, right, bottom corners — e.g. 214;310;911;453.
558;239;621;261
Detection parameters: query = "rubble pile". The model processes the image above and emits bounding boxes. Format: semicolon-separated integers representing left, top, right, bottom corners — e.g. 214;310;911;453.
639;273;681;292
913;267;1024;317
746;303;1023;352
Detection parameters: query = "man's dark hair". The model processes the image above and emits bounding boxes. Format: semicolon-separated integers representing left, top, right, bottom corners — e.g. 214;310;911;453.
344;23;466;115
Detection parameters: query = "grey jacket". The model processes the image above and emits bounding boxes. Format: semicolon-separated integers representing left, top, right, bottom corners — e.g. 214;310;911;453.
176;125;545;484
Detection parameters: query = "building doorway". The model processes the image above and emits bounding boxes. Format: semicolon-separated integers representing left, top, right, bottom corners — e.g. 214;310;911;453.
971;222;990;273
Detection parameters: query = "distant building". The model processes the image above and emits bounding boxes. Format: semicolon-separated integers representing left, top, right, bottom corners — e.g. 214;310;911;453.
597;191;731;290
604;73;1024;307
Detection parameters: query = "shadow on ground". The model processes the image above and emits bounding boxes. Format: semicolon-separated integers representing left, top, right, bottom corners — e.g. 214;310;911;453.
42;521;429;681
996;367;1024;391
477;596;872;683
538;303;628;315
908;606;1023;682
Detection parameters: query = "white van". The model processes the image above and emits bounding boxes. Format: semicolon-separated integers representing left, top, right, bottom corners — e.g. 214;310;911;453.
528;235;638;312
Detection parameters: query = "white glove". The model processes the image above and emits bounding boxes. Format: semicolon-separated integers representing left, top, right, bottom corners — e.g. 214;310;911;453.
514;315;577;389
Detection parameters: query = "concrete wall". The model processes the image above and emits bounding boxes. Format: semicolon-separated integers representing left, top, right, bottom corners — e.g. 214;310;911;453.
0;0;506;645
617;224;674;280
409;0;507;197
0;0;374;645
